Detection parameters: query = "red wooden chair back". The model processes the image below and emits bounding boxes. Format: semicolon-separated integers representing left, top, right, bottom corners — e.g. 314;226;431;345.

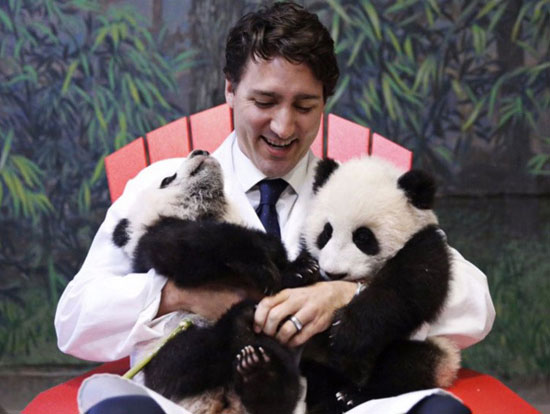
23;104;538;414
104;106;412;202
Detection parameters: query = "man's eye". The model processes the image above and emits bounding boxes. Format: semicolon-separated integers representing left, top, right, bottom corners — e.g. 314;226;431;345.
255;101;274;108
295;105;313;113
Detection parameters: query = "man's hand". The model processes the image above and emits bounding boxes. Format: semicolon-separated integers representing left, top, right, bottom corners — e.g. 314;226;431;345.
157;280;253;320
253;281;356;347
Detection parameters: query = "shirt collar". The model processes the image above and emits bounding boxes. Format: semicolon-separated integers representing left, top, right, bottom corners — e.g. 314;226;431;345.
231;137;310;194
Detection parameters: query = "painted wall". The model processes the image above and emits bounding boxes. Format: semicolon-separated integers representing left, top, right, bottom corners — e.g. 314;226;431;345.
1;0;548;384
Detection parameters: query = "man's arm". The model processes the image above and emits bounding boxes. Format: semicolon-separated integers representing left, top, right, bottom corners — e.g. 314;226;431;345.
54;159;245;361
254;247;495;349
421;247;495;348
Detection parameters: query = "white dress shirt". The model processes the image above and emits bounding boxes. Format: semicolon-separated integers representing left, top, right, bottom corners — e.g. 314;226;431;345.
56;130;495;365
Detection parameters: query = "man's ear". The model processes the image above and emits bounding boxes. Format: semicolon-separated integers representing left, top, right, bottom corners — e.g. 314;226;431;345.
225;78;235;108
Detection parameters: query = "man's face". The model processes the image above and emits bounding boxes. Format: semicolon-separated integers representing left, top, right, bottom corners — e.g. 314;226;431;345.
225;56;324;178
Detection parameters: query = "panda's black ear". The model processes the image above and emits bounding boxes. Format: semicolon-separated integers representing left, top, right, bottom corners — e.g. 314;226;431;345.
398;170;436;209
313;159;339;193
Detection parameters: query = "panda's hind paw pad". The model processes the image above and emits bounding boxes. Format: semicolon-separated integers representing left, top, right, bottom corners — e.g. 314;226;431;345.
235;345;270;383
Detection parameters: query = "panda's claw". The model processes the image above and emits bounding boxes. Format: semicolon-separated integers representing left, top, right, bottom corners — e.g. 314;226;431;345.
335;391;356;412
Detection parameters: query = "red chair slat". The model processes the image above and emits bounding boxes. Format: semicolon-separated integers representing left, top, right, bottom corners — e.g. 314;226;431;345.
22;358;129;414
105;138;148;203
326;114;370;161
147;116;191;163
189;103;233;153
371;132;413;171
447;369;539;414
310;114;324;158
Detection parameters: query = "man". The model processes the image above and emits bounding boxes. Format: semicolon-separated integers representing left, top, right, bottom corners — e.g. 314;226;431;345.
55;3;494;413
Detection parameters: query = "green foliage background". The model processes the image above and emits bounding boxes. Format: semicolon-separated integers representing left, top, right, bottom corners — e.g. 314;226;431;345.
0;0;195;363
0;0;549;385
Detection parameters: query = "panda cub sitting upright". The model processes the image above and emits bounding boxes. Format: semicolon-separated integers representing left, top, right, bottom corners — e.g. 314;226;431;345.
112;150;316;414
301;156;461;412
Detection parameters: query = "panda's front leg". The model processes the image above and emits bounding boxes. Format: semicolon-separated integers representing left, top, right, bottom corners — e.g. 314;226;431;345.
282;248;321;288
327;294;385;387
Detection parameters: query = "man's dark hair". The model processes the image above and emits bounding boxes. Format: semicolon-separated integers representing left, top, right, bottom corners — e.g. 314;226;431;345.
224;1;339;101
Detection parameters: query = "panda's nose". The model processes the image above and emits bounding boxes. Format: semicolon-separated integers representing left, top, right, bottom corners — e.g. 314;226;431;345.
190;149;209;158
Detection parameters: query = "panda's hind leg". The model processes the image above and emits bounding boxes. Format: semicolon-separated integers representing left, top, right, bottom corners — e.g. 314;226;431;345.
352;337;461;403
234;344;301;414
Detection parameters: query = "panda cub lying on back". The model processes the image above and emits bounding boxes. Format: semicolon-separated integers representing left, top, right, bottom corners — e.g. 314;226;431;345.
300;156;461;412
112;150;317;414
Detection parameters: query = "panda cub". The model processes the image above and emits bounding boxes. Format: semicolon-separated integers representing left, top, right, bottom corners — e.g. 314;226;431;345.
112;150;316;414
301;156;461;413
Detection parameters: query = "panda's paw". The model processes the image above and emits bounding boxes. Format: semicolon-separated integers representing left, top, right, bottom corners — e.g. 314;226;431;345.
335;390;357;412
234;345;271;383
286;252;320;287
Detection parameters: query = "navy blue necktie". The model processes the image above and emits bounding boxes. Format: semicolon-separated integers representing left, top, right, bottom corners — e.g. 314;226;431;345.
256;179;288;238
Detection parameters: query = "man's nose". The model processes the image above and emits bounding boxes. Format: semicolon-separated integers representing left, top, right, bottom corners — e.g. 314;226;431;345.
270;108;296;140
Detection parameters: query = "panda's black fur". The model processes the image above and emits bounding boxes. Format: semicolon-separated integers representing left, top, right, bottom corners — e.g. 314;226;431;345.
299;157;460;413
112;150;317;414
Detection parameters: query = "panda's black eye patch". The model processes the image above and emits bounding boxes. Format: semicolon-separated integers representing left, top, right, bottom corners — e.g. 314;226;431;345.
353;226;379;255
160;173;177;188
316;222;333;249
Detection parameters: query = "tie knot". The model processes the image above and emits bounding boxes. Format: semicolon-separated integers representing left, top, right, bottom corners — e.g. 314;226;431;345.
258;179;287;206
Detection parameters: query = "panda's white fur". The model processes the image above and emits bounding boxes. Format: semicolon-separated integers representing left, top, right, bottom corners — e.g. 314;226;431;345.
305;156;437;280
112;151;308;414
117;154;243;261
300;155;459;410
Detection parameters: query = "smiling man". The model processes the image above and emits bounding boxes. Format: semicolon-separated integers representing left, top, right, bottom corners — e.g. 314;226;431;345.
55;2;494;414
225;57;323;178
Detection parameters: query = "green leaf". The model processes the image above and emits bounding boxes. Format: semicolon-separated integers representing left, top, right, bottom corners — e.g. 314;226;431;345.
0;130;14;171
0;9;14;31
346;32;366;66
385;0;418;16
476;0;500;20
126;75;140;104
62;60;79;95
362;0;382;40
327;0;353;24
94;99;108;131
93;26;109;50
90;156;106;185
488;76;506;117
382;74;397;119
488;3;508;32
511;3;529;41
462;97;487;131
325;75;350;113
472;24;487;55
386;28;402;54
404;36;414;61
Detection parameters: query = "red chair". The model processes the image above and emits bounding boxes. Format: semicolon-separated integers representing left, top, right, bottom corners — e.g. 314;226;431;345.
24;104;539;414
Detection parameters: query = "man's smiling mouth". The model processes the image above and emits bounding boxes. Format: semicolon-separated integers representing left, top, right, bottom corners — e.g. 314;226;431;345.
261;136;297;148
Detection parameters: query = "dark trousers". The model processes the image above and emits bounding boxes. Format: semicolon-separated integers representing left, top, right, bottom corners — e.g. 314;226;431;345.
85;395;166;414
407;394;472;414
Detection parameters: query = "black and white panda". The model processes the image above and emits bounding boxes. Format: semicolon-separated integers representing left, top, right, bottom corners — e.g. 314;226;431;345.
300;156;461;413
112;150;316;414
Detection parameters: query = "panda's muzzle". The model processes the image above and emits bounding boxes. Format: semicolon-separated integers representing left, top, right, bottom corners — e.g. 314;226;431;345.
188;149;212;177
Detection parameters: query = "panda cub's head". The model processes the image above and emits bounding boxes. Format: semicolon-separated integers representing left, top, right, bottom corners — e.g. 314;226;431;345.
304;156;438;281
113;149;241;257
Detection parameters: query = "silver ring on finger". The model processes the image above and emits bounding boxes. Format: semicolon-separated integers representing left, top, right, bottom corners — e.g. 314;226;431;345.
289;315;303;333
